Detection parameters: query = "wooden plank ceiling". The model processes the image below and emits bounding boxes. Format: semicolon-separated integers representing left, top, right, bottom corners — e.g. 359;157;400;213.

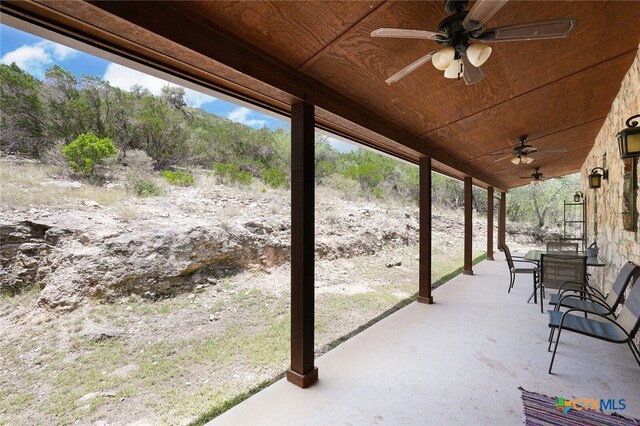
3;0;639;190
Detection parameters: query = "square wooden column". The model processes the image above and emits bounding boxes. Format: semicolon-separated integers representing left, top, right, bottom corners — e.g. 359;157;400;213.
486;186;494;260
463;176;473;275
417;157;433;304
286;101;318;388
498;191;506;249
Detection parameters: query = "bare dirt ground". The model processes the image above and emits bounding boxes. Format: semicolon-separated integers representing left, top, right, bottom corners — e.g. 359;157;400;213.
2;244;484;426
0;159;538;426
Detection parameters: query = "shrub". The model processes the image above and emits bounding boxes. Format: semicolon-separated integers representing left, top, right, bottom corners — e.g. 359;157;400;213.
323;173;360;192
371;187;385;199
123;149;155;174
126;176;162;197
261;168;289;188
60;132;117;175
321;173;362;201
212;163;252;185
161;170;195;186
343;161;384;191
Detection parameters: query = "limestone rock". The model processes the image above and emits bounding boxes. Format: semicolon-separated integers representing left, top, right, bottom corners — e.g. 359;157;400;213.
80;323;123;341
109;363;139;378
0;180;437;311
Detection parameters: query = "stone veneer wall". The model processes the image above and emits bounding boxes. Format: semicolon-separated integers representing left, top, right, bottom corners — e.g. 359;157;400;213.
581;45;640;298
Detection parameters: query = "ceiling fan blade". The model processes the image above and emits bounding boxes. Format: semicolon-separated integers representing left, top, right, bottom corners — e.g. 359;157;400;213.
493;155;513;163
462;0;509;31
371;28;445;40
385;51;438;84
461;53;484;85
520;147;538;154
476;18;577;42
537;147;568;153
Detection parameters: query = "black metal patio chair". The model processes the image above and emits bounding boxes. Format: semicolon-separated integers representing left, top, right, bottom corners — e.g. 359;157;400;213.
539;253;587;313
499;243;538;300
547;275;640;374
546;241;579;253
549;261;639;315
548;261;639;346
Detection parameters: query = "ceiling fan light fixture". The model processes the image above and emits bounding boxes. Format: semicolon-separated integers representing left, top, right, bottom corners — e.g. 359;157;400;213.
444;59;462;79
521;155;534;164
466;43;492;67
511;156;521;165
432;46;455;71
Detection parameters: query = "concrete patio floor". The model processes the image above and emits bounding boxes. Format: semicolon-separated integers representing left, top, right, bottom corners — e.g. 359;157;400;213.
210;253;640;425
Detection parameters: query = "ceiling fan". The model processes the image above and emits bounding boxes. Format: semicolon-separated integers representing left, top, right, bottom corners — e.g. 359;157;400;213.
490;135;567;165
519;167;558;184
371;0;577;85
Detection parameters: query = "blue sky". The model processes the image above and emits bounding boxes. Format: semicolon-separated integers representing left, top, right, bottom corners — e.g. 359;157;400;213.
0;23;357;152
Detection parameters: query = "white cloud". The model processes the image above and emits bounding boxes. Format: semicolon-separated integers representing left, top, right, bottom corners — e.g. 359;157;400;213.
0;40;78;78
103;63;166;95
227;107;267;128
50;43;76;61
102;63;215;108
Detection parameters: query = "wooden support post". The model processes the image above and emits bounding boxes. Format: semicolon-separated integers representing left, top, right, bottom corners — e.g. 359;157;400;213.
463;176;473;275
417;157;433;304
498;191;506;250
487;186;494;260
287;102;318;388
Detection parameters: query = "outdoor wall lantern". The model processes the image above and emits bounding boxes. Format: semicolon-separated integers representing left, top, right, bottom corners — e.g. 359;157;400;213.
617;114;640;159
573;191;583;202
588;167;608;189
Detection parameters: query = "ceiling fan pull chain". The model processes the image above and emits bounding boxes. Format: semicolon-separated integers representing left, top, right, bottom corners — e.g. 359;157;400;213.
458;61;463;81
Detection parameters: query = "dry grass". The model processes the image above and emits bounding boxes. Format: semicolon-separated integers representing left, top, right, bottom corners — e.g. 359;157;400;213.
0;161;129;210
1;243;478;426
114;204;143;222
1;159;490;425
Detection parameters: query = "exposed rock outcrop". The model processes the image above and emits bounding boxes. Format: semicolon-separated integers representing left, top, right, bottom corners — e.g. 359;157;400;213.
0;187;421;310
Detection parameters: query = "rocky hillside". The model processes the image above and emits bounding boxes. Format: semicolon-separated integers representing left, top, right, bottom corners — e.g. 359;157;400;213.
1;172;438;310
0;160;550;313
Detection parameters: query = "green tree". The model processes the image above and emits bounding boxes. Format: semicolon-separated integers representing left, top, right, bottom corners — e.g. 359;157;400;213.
0;63;46;157
432;173;464;209
133;94;189;168
43;65;81;140
341;150;395;195
507;174;580;228
315;137;338;183
60;132;117;175
161;86;187;111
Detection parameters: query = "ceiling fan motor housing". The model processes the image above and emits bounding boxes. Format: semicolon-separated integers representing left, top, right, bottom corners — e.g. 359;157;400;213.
436;12;471;51
444;0;469;14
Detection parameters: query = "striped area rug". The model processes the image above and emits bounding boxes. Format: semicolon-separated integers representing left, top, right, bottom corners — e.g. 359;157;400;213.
519;387;640;426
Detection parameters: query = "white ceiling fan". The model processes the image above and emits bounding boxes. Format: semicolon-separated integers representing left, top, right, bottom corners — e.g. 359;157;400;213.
372;0;577;85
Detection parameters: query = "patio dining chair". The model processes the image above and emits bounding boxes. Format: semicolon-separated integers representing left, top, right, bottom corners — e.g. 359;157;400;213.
499;243;538;300
546;241;579;252
539;253;587;313
547;275;640;373
548;261;640;346
549;261;639;316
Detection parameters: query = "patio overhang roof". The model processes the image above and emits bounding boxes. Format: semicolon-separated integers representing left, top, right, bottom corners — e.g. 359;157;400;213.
3;1;639;190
